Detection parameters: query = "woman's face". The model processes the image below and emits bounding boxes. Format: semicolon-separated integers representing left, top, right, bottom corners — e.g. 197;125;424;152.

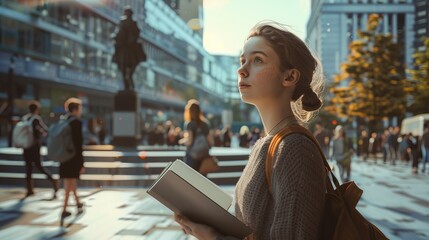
237;36;286;106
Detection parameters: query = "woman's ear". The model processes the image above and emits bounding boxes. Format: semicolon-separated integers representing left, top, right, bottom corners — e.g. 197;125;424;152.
282;69;300;87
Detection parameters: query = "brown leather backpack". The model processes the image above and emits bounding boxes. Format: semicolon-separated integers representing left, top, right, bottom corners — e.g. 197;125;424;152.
265;124;389;240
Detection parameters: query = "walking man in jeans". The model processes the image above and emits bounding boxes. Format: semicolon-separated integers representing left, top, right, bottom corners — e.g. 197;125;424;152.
22;101;58;198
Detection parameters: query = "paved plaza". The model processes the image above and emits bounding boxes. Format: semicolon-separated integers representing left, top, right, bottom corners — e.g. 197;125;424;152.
0;158;428;240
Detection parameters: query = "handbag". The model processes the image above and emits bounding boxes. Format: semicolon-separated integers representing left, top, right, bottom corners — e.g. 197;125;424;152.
265;124;388;240
199;156;220;174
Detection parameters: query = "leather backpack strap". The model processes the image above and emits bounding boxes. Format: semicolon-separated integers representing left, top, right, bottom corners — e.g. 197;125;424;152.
265;124;340;195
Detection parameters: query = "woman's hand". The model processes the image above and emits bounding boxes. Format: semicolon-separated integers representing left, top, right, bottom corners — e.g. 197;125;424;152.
174;213;220;240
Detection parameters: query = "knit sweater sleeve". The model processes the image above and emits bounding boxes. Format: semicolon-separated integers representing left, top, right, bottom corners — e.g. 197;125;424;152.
270;133;325;239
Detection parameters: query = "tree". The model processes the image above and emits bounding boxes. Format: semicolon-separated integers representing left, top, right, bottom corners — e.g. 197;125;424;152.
408;37;429;115
327;14;409;132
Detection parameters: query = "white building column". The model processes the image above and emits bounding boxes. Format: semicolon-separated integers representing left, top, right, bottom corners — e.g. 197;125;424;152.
340;13;348;64
392;14;398;42
405;13;415;68
353;13;358;40
383;14;388;34
362;14;368;30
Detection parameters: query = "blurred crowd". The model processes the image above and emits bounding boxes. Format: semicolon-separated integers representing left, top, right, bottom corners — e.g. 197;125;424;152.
357;126;426;174
139;120;266;149
313;123;429;176
136;119;278;151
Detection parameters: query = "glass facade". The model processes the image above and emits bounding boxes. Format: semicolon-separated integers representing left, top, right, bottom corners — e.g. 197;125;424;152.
306;0;415;82
0;0;230;136
414;0;429;51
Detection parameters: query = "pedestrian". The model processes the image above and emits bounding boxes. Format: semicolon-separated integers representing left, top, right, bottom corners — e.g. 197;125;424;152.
369;132;380;162
183;99;213;171
422;125;429;173
239;125;250;148
331;125;353;182
173;126;182;146
213;129;222;147
407;132;419;174
222;126;232;147
381;129;390;164
249;126;260;147
392;126;400;163
401;134;411;162
387;126;397;165
97;120;106;144
22;101;58;198
165;120;175;146
313;122;330;157
155;123;165;145
175;22;325;239
358;129;369;161
60;98;85;226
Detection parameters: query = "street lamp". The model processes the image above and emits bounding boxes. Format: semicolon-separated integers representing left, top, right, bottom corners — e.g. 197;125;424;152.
7;55;16;147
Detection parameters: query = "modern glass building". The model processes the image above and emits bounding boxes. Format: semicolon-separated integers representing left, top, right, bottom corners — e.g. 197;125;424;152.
306;0;415;82
0;0;230;141
414;0;429;51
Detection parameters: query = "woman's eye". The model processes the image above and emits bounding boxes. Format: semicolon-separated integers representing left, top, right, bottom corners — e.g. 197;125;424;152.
240;59;246;65
254;57;262;63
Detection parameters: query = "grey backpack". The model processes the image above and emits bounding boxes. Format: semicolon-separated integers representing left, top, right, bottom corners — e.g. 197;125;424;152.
47;116;76;163
12;116;36;149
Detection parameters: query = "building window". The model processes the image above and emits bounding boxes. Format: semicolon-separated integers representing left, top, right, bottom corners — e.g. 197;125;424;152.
417;10;427;17
417;28;427;34
2;18;18;48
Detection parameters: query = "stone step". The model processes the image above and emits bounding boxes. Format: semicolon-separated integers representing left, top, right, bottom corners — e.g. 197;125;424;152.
0;159;248;175
0;170;243;187
0;147;250;162
0;146;251;186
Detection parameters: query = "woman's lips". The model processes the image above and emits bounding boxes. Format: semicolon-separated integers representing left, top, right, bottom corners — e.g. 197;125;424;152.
239;82;251;89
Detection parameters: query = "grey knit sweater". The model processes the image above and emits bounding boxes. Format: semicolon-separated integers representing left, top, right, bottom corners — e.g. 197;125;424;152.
221;133;326;240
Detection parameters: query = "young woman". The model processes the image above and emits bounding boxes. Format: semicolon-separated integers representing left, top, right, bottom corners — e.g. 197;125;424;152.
60;97;85;226
183;99;213;171
175;22;326;239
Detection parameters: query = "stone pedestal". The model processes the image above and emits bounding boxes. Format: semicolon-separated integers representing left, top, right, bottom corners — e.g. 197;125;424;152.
112;90;140;147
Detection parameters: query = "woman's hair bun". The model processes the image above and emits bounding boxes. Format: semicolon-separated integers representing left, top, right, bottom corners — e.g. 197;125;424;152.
301;88;322;111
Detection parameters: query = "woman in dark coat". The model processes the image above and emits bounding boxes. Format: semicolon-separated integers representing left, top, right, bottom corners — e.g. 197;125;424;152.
60;98;85;226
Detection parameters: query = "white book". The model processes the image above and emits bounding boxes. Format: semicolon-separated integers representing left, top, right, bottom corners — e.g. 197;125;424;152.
147;159;252;238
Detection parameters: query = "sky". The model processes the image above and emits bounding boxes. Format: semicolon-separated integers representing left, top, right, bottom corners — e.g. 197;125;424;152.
203;0;311;56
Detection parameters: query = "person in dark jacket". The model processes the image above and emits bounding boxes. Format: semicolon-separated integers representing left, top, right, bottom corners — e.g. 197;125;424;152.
407;132;419;174
22;101;58;198
222;126;232;147
60;98;85;226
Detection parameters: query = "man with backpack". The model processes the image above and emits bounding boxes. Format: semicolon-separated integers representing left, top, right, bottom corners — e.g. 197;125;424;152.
19;101;58;198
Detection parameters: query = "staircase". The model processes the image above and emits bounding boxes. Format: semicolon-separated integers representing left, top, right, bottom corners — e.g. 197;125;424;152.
0;145;250;188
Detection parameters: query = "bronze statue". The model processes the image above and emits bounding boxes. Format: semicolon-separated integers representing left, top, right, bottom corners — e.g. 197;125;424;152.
112;7;146;90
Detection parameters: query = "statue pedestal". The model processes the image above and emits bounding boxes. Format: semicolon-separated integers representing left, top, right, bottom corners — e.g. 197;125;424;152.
112;90;140;147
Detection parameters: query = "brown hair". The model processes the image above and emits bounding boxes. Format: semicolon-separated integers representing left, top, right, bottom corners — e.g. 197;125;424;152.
247;22;324;122
184;99;207;125
28;100;41;114
64;97;82;113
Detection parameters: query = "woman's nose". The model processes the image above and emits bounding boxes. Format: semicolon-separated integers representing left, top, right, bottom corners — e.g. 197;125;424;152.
238;65;248;78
